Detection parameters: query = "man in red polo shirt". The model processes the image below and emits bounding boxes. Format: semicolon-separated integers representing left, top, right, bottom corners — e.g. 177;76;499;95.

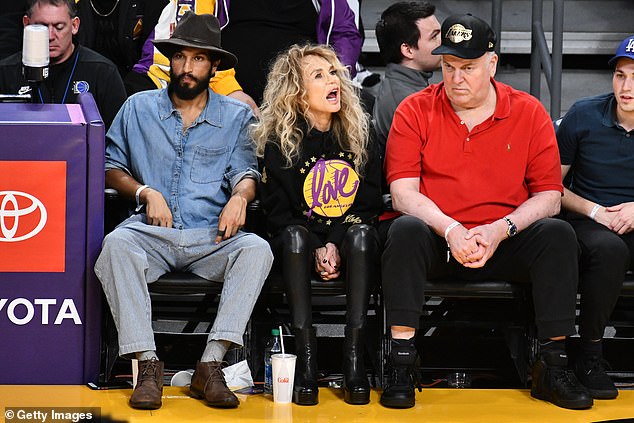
379;14;592;410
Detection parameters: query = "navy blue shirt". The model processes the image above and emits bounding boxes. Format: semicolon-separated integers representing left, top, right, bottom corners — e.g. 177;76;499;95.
557;92;634;207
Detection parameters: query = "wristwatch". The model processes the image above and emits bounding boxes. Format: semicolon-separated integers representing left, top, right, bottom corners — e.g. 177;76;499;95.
503;217;517;238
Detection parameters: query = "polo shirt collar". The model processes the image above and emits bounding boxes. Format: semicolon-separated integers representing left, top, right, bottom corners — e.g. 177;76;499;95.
601;95;618;128
490;78;511;120
440;78;510;120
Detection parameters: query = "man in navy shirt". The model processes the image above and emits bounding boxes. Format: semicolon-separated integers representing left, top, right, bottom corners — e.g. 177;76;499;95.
556;34;634;401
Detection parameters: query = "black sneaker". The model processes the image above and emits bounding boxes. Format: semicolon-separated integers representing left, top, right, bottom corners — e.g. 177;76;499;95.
380;340;419;409
531;357;593;409
574;356;618;400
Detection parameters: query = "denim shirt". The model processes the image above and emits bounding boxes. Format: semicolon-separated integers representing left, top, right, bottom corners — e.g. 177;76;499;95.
105;88;260;230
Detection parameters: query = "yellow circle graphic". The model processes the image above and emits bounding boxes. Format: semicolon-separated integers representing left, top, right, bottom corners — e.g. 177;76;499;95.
303;159;360;217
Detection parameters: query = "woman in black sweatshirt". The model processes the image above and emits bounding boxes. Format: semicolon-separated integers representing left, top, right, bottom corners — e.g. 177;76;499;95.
253;44;382;406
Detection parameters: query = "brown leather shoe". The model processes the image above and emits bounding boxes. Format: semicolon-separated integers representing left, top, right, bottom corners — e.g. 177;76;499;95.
190;361;239;408
129;358;164;410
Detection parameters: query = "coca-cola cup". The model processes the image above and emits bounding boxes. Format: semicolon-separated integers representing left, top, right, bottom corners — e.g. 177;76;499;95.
271;353;296;403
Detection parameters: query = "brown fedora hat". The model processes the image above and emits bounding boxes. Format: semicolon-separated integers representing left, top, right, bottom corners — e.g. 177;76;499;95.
153;12;237;71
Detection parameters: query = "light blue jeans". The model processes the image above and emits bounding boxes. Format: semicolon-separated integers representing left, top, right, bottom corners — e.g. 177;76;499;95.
95;215;273;357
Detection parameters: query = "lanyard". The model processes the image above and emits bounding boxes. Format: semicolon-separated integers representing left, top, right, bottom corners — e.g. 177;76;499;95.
38;50;80;104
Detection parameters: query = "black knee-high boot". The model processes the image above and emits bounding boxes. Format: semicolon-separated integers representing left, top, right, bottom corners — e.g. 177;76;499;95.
276;226;319;405
293;327;319;405
343;328;370;404
341;224;379;405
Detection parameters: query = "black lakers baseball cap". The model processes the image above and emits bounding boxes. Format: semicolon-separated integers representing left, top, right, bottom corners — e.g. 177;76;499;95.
432;13;496;59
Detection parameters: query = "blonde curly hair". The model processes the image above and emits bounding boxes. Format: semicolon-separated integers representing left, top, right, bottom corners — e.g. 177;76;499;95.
252;44;369;173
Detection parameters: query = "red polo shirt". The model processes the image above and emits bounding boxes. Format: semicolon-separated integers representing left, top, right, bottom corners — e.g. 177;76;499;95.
383;79;562;228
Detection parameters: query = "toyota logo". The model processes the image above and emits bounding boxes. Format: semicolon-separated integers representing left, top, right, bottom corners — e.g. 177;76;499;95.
0;191;48;242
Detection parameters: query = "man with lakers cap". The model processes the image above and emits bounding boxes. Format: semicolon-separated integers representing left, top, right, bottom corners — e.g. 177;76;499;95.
379;13;592;410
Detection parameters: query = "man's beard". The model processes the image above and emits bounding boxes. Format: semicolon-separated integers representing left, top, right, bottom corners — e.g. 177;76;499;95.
168;69;212;100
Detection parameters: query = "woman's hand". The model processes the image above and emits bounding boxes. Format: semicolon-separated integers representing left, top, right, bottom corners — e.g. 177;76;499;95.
314;243;341;280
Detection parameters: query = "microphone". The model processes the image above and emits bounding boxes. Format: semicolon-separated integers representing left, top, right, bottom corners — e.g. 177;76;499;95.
22;24;49;82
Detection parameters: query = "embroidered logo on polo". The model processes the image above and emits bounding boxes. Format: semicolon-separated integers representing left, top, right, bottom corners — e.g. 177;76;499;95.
72;80;89;94
303;158;359;218
446;24;473;44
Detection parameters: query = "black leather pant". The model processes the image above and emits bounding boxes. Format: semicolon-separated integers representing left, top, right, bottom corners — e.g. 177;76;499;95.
271;224;380;330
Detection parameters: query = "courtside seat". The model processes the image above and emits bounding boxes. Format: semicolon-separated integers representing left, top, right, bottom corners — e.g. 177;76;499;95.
622;273;634;297
264;272;345;296
146;271;347;297
414;280;534;387
101;191;634;386
145;246;385;388
102;192;384;385
425;280;521;299
148;272;222;295
610;273;634;337
105;194;528;385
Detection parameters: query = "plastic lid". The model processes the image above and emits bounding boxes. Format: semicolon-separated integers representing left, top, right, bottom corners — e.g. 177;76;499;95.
271;329;280;336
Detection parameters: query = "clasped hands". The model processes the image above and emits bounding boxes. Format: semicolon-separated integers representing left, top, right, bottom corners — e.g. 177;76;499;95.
446;221;506;268
314;242;341;280
594;202;634;235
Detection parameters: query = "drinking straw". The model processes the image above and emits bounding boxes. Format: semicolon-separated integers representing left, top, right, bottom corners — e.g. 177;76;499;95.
279;325;286;355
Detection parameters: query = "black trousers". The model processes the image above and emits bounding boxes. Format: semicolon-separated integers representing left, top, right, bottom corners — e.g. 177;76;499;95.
271;224;380;330
564;212;632;340
379;216;579;340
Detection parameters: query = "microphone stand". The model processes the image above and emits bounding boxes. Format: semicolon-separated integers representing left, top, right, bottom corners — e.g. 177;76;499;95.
22;24;49;105
22;64;48;104
28;80;41;104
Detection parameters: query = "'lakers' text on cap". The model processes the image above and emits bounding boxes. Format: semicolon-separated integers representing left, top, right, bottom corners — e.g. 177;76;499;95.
432;13;496;59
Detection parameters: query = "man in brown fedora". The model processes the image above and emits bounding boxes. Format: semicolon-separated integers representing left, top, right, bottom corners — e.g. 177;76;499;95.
95;12;273;410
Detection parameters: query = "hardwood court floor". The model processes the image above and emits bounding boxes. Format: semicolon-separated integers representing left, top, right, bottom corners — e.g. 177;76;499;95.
0;386;633;422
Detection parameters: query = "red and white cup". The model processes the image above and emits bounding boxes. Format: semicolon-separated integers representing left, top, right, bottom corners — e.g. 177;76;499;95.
271;353;296;403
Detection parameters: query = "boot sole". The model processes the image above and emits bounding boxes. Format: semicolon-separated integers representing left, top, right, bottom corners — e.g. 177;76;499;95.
530;389;594;409
293;390;319;406
343;390;370;405
380;396;415;409
203;400;239;408
190;387;239;408
344;391;370;405
190;388;204;400
588;388;618;400
129;400;162;410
